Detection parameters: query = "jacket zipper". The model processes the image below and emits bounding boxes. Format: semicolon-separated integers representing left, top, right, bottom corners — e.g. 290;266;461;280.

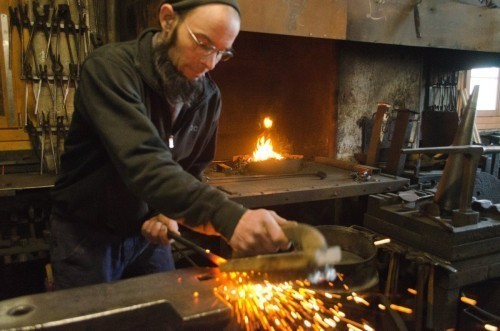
169;135;174;148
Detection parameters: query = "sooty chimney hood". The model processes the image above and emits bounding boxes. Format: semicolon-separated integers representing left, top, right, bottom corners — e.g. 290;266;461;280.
238;0;500;53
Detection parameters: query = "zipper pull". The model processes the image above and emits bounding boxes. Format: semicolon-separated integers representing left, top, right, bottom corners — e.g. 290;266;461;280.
169;135;174;148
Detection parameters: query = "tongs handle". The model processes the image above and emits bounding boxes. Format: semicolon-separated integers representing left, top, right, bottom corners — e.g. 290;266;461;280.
230;222;328;259
279;222;328;252
168;232;227;266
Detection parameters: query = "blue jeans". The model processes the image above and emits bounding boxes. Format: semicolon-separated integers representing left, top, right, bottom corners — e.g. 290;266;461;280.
50;216;175;290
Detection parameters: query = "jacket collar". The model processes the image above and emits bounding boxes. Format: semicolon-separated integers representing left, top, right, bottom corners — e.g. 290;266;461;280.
135;28;163;94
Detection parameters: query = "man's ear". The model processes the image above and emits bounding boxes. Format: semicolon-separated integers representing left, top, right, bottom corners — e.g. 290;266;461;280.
159;4;176;31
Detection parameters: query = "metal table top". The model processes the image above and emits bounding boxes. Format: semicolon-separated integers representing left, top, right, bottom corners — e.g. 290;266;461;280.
0;173;56;196
206;162;409;208
0;162;409;207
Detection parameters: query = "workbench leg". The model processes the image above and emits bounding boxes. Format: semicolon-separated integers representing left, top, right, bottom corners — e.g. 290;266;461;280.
492;152;499;179
431;285;460;330
384;252;401;299
426;267;435;328
333;198;343;225
415;263;430;331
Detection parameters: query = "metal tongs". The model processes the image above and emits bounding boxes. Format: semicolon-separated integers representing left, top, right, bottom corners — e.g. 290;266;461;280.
168;231;227;267
219;223;341;283
170;223;341;284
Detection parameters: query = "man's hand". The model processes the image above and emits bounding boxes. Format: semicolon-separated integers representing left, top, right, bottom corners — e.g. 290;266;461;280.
141;214;179;245
228;209;293;256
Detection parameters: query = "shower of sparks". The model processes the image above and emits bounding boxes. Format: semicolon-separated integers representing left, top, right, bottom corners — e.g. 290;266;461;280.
214;271;388;331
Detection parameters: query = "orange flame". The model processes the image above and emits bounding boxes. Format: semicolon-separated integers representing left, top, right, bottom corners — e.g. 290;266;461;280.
252;117;283;161
263;117;273;129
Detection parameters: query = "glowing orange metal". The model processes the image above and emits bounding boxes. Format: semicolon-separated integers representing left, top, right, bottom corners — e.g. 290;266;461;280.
460;296;477;306
389;304;413;315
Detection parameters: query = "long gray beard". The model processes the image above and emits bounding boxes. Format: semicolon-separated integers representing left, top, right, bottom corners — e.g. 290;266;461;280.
152;35;204;107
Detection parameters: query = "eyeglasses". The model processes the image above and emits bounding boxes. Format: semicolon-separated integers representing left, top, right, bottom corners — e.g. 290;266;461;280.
184;22;234;62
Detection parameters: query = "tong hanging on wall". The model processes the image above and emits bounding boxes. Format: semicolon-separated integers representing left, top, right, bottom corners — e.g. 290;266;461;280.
428;72;459;112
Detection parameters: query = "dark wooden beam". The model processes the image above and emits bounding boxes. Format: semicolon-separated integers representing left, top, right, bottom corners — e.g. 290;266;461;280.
239;0;499;53
346;0;500;53
239;0;347;40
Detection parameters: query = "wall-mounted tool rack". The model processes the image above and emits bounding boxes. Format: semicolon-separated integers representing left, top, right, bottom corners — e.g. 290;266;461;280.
5;0;107;174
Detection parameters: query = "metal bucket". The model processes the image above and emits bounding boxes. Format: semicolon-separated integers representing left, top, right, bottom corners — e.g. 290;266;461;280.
316;225;379;292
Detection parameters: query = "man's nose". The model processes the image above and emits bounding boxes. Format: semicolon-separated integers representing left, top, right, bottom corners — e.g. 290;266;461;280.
201;52;220;71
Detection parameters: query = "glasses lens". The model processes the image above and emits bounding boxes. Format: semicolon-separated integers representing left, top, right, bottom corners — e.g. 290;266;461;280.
220;50;234;62
186;22;234;62
200;43;217;55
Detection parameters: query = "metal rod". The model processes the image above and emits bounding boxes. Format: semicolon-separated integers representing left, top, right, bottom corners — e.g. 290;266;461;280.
168;232;226;267
205;171;327;184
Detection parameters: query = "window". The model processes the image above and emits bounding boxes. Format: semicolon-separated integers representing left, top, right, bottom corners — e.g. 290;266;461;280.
468;67;500;116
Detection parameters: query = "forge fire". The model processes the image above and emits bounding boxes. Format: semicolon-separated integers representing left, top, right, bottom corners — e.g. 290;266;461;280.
252;117;284;162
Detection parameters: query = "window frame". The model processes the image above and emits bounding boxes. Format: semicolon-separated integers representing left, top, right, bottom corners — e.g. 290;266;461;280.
466;67;500;117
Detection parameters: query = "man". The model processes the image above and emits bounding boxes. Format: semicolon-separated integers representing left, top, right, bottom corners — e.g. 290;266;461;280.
49;0;292;289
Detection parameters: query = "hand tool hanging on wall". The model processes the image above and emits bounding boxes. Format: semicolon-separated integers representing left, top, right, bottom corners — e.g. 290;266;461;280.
429;73;458;112
39;111;58;175
18;2;31;77
90;0;104;48
8;6;23;70
23;63;33;126
38;112;46;174
59;4;78;68
22;4;37;73
48;5;64;123
52;61;66;120
39;1;59;70
29;2;66;122
77;0;91;64
25;1;49;73
13;2;35;125
63;63;79;121
34;65;55;117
